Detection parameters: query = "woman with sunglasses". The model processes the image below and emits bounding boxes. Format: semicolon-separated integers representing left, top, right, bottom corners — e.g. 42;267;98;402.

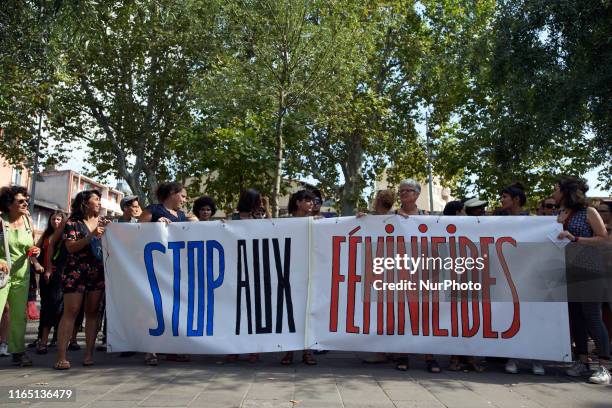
0;186;44;366
280;189;317;365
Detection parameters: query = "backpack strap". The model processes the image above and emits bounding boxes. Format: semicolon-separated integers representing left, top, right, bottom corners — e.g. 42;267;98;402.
0;215;12;270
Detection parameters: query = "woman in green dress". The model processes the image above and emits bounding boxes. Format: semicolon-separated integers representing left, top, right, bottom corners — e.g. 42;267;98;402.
0;185;44;366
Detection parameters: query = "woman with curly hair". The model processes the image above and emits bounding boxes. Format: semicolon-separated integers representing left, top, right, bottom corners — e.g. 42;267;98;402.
0;185;44;366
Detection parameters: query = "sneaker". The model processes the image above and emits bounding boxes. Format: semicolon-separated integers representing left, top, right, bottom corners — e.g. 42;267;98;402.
532;362;545;375
0;342;9;357
505;359;519;374
11;352;32;367
588;366;611;385
566;361;591;377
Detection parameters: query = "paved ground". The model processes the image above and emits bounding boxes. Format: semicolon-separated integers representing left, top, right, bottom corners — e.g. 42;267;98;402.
0;322;609;407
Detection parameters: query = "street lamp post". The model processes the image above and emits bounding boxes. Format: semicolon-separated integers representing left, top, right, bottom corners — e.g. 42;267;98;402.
425;110;434;212
29;114;43;216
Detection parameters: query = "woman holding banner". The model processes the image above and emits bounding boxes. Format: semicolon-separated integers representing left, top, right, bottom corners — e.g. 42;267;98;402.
394;179;441;373
224;189;263;363
54;190;109;370
280;189;317;365
554;177;610;385
140;181;190;365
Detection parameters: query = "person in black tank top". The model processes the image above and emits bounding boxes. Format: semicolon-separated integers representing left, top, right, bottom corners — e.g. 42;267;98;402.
139;182;189;366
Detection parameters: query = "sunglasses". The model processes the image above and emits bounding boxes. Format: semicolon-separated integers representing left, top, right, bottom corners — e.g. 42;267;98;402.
544;204;558;209
16;199;29;205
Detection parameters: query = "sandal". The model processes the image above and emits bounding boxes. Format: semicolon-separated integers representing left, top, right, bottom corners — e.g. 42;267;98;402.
225;354;239;363
54;360;71;370
144;354;158;366
68;341;80;351
175;354;191;362
465;360;485;373
302;351;317;365
448;359;462;371
426;359;441;373
280;352;293;365
248;353;260;363
36;344;48;355
82;357;95;366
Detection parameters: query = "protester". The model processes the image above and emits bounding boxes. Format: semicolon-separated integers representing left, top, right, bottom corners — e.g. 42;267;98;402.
445;200;485;372
192;195;216;221
140;182;188;224
443;200;465;216
54;190;109;369
361;189;397;364
112;196;142;358
309;189;323;217
463;197;487;216
119;196;142;223
396;179;428;217
497;185;546;374
224;189;263;363
393;180;440;373
0;186;43;366
35;211;66;354
596;200;611;236
554;177;610;384
543;197;558;216
140;182;189;364
281;189;317;365
500;182;529;215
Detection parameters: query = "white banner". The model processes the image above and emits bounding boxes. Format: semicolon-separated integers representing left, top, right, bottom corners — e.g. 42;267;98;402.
104;218;309;354
104;216;571;361
309;216;571;361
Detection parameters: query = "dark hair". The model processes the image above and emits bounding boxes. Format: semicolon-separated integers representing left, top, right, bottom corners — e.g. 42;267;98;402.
237;189;261;213
192;196;217;217
288;189;315;215
42;211;66;240
501;182;527;206
0;185;29;213
557;176;588;210
309;188;322;200
155;181;184;203
70;189;101;220
375;189;395;211
443;200;464;216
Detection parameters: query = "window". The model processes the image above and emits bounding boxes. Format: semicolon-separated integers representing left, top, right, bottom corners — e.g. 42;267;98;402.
11;169;22;186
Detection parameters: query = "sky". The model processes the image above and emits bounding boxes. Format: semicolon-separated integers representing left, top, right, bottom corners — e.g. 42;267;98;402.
58;141;610;198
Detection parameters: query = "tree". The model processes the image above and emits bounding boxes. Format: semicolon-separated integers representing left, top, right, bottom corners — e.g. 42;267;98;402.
440;0;611;202
212;0;362;216
0;0;65;171
51;0;218;203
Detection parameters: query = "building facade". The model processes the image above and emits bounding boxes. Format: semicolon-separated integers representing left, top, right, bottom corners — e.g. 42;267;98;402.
35;170;124;219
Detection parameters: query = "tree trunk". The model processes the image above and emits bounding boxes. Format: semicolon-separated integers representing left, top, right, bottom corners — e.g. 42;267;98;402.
271;91;285;218
339;132;363;216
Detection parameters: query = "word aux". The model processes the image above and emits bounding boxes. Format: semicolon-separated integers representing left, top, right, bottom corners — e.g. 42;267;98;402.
236;238;296;335
144;240;224;337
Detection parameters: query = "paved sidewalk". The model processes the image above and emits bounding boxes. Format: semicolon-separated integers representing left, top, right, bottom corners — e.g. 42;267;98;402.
0;323;609;407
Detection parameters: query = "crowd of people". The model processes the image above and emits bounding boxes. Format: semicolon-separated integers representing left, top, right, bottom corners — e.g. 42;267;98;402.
0;176;610;385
